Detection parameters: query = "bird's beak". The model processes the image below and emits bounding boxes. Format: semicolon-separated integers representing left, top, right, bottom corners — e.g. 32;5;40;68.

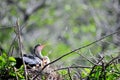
37;44;45;51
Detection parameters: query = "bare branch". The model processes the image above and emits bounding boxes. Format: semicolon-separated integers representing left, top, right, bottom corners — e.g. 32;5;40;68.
0;26;13;30
42;29;120;70
86;57;104;80
8;22;27;56
77;51;97;65
53;65;92;72
105;55;120;68
26;0;46;15
24;0;46;22
14;67;19;80
67;68;72;80
8;36;17;56
15;19;28;80
34;29;120;79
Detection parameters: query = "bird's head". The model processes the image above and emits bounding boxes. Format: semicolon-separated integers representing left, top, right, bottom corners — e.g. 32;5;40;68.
34;44;45;60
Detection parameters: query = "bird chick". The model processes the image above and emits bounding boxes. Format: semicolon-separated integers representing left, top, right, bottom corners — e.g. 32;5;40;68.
41;56;50;68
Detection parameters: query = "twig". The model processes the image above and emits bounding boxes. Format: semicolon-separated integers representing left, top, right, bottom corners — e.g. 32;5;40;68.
75;68;82;80
21;0;46;22
113;60;120;72
105;55;120;68
8;36;17;56
0;26;13;30
42;29;120;70
8;22;27;56
26;0;46;15
99;61;106;80
34;29;120;79
86;57;104;80
77;51;97;65
53;65;92;72
10;45;15;56
67;67;72;80
15;19;28;80
14;67;18;80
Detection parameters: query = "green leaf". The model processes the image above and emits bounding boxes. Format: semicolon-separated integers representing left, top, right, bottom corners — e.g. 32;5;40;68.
10;62;16;66
2;53;7;58
17;72;24;79
84;68;90;73
9;57;16;62
0;56;6;63
58;70;67;75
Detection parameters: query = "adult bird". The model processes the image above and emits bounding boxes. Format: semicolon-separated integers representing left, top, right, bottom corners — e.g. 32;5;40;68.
15;44;45;69
32;44;50;68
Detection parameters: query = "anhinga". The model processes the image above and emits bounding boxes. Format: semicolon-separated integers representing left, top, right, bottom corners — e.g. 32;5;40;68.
15;44;46;68
33;44;44;60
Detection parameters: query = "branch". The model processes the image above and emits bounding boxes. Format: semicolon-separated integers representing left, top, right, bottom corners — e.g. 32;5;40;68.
67;68;72;80
15;19;28;80
42;30;120;70
105;55;120;68
8;22;27;56
0;26;13;30
14;67;19;80
86;57;104;80
53;65;92;72
34;29;120;79
26;0;46;15
24;0;46;22
77;51;97;65
8;36;17;56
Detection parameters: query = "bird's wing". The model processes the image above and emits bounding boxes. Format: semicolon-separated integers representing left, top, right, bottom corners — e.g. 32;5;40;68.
23;56;41;65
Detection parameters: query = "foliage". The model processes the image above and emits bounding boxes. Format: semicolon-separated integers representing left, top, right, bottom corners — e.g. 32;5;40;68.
0;51;24;79
86;64;120;80
0;0;120;79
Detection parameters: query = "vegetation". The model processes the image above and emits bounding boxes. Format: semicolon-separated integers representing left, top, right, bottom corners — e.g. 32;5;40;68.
0;0;120;80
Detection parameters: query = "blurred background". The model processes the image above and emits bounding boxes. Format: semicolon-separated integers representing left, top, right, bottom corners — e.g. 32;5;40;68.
0;0;120;67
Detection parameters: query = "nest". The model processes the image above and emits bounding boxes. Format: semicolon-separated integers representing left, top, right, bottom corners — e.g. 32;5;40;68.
26;65;63;80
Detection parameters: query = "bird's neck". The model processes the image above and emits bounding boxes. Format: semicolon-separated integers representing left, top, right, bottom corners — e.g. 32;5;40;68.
38;51;43;60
